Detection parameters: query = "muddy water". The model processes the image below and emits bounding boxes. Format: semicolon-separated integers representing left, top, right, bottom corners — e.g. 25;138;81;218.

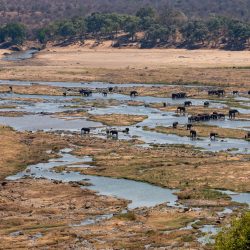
7;150;179;209
2;49;38;61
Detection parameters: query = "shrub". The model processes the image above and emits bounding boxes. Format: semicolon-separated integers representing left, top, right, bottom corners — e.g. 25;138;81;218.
215;212;250;250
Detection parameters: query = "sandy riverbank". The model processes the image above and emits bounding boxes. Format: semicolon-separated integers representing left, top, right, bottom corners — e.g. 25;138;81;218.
1;46;250;86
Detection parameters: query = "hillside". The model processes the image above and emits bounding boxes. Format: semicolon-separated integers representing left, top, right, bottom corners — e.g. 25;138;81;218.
0;0;250;30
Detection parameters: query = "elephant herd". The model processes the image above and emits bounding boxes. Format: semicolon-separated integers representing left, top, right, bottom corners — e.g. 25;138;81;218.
81;127;130;139
172;122;220;140
75;87;250;141
188;112;226;123
208;90;225;96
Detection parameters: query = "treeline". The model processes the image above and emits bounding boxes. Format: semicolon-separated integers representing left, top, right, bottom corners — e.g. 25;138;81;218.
37;8;250;50
1;8;250;50
1;0;250;24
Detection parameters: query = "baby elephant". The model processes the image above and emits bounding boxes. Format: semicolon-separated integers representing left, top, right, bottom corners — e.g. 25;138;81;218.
173;122;178;129
204;101;210;108
122;128;130;134
210;132;218;140
245;132;250;139
186;124;193;130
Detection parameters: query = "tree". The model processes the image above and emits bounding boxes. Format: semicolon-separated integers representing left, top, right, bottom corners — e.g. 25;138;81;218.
57;21;76;37
4;23;26;44
226;20;250;50
146;24;170;43
181;20;208;45
0;27;6;43
136;7;155;19
215;212;250;250
207;16;226;47
37;28;47;43
71;17;86;36
86;13;104;34
159;8;188;27
124;16;140;41
136;7;156;30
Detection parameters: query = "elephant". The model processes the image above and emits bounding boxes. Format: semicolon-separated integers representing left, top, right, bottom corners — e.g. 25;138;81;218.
190;130;197;139
210;132;218;140
173;122;178;129
186;124;193;130
229;109;239;119
184;101;192;107
177;106;186;114
81;128;90;135
130;91;139;97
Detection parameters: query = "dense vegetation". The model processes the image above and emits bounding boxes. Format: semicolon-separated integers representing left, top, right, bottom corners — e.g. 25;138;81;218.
1;0;250;26
1;7;250;51
0;23;26;44
215;212;250;250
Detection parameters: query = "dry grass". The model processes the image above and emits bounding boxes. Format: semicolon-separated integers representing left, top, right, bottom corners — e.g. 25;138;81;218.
88;114;148;126
144;125;248;140
0;179;127;249
145;210;195;231
1;47;250;86
0;84;65;96
0;126;67;180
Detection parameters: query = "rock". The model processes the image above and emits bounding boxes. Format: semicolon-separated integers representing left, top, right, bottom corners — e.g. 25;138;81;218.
1;181;8;187
85;202;91;209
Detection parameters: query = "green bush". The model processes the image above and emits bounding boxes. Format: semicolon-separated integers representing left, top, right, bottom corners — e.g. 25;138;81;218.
215;212;250;250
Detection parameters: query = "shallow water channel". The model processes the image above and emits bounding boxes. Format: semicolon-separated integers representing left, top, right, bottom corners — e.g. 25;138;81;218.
2;49;38;61
7;149;179;210
0;89;249;153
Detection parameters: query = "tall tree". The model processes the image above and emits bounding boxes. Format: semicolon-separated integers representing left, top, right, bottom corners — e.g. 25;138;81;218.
4;22;26;44
124;16;140;41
